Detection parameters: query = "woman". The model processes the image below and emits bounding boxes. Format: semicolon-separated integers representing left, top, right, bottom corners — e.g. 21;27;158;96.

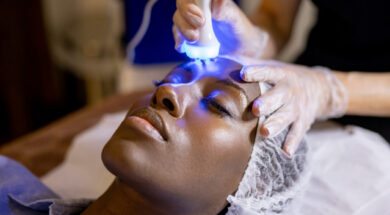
0;58;307;215
172;0;390;155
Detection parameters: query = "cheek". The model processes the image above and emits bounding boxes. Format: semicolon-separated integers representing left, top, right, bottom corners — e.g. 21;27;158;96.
166;106;255;206
186;106;252;153
179;106;253;184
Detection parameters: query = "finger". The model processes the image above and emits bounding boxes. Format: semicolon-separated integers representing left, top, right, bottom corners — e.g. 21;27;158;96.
173;11;199;42
240;65;286;84
282;119;308;156
259;106;296;139
251;84;292;117
177;1;205;28
172;25;185;53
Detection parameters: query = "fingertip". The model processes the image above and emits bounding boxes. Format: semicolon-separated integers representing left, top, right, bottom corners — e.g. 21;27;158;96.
284;138;297;156
239;67;246;80
260;125;269;137
283;144;291;157
284;121;307;156
282;138;292;156
252;99;262;116
240;66;255;81
184;29;199;42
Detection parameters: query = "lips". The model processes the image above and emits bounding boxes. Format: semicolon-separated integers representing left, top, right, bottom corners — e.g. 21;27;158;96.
130;107;167;141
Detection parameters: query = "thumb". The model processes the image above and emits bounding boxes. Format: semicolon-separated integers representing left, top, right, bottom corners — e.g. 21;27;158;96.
211;0;238;21
211;0;225;19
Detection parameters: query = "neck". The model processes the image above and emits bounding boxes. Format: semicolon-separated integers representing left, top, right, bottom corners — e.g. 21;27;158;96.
82;179;172;215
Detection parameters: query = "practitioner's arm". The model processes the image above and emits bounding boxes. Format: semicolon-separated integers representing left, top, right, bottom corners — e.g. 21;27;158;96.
335;71;390;116
250;0;302;58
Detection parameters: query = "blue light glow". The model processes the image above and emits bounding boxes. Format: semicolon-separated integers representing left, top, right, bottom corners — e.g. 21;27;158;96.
183;42;220;60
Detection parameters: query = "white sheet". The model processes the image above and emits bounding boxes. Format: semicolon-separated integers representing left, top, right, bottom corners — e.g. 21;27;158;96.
287;122;390;215
41;112;124;199
41;113;390;214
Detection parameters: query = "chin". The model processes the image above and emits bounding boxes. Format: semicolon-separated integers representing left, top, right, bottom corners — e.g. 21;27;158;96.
101;138;124;179
101;137;137;184
101;135;156;190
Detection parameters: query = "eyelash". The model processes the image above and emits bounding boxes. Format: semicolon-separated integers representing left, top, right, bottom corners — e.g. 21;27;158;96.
201;97;232;117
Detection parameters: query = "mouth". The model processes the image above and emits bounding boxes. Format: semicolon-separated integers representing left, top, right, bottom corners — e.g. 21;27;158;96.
128;107;168;141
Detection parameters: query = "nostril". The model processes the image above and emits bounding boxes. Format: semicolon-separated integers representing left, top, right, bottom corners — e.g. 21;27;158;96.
163;98;174;111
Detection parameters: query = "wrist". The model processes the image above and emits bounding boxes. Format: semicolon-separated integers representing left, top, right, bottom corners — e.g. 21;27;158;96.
313;66;349;119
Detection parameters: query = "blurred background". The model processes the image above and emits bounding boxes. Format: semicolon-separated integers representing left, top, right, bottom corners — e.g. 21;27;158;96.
0;0;316;145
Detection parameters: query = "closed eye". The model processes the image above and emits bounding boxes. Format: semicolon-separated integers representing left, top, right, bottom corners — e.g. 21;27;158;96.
201;97;232;117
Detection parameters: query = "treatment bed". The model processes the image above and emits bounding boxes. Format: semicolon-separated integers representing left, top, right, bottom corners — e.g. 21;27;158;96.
1;89;390;215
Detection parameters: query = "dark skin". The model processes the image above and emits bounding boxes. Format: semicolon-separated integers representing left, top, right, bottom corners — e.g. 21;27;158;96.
82;58;260;215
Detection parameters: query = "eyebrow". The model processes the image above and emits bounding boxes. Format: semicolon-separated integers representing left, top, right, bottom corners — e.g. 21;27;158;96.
216;79;249;105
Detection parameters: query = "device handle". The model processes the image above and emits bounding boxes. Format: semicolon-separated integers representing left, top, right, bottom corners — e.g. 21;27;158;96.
196;0;218;46
183;0;220;59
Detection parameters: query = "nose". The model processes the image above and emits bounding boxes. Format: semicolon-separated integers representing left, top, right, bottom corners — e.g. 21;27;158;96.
151;85;184;117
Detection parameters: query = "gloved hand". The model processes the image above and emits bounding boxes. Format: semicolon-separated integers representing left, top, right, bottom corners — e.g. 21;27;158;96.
241;61;348;155
173;0;269;58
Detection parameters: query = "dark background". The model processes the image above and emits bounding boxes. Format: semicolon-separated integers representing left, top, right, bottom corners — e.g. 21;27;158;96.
0;1;86;145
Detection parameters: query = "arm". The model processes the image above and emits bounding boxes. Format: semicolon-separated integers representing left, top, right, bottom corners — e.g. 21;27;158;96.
251;0;302;58
335;71;390;116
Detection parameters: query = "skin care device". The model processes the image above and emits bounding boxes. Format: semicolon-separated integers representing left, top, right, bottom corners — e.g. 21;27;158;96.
182;0;220;60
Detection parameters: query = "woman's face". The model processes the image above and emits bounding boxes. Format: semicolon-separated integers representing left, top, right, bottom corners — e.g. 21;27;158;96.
102;58;260;214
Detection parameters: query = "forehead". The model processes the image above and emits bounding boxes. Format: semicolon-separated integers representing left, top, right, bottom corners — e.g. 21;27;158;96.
170;58;260;101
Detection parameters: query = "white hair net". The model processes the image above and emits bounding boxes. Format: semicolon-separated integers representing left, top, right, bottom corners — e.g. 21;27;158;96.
226;83;309;215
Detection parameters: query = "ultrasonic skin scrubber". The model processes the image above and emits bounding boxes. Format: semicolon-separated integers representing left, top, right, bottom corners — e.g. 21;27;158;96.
182;0;220;60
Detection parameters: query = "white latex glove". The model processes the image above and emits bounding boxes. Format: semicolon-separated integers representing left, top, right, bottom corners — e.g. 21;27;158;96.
173;0;269;58
241;61;348;155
